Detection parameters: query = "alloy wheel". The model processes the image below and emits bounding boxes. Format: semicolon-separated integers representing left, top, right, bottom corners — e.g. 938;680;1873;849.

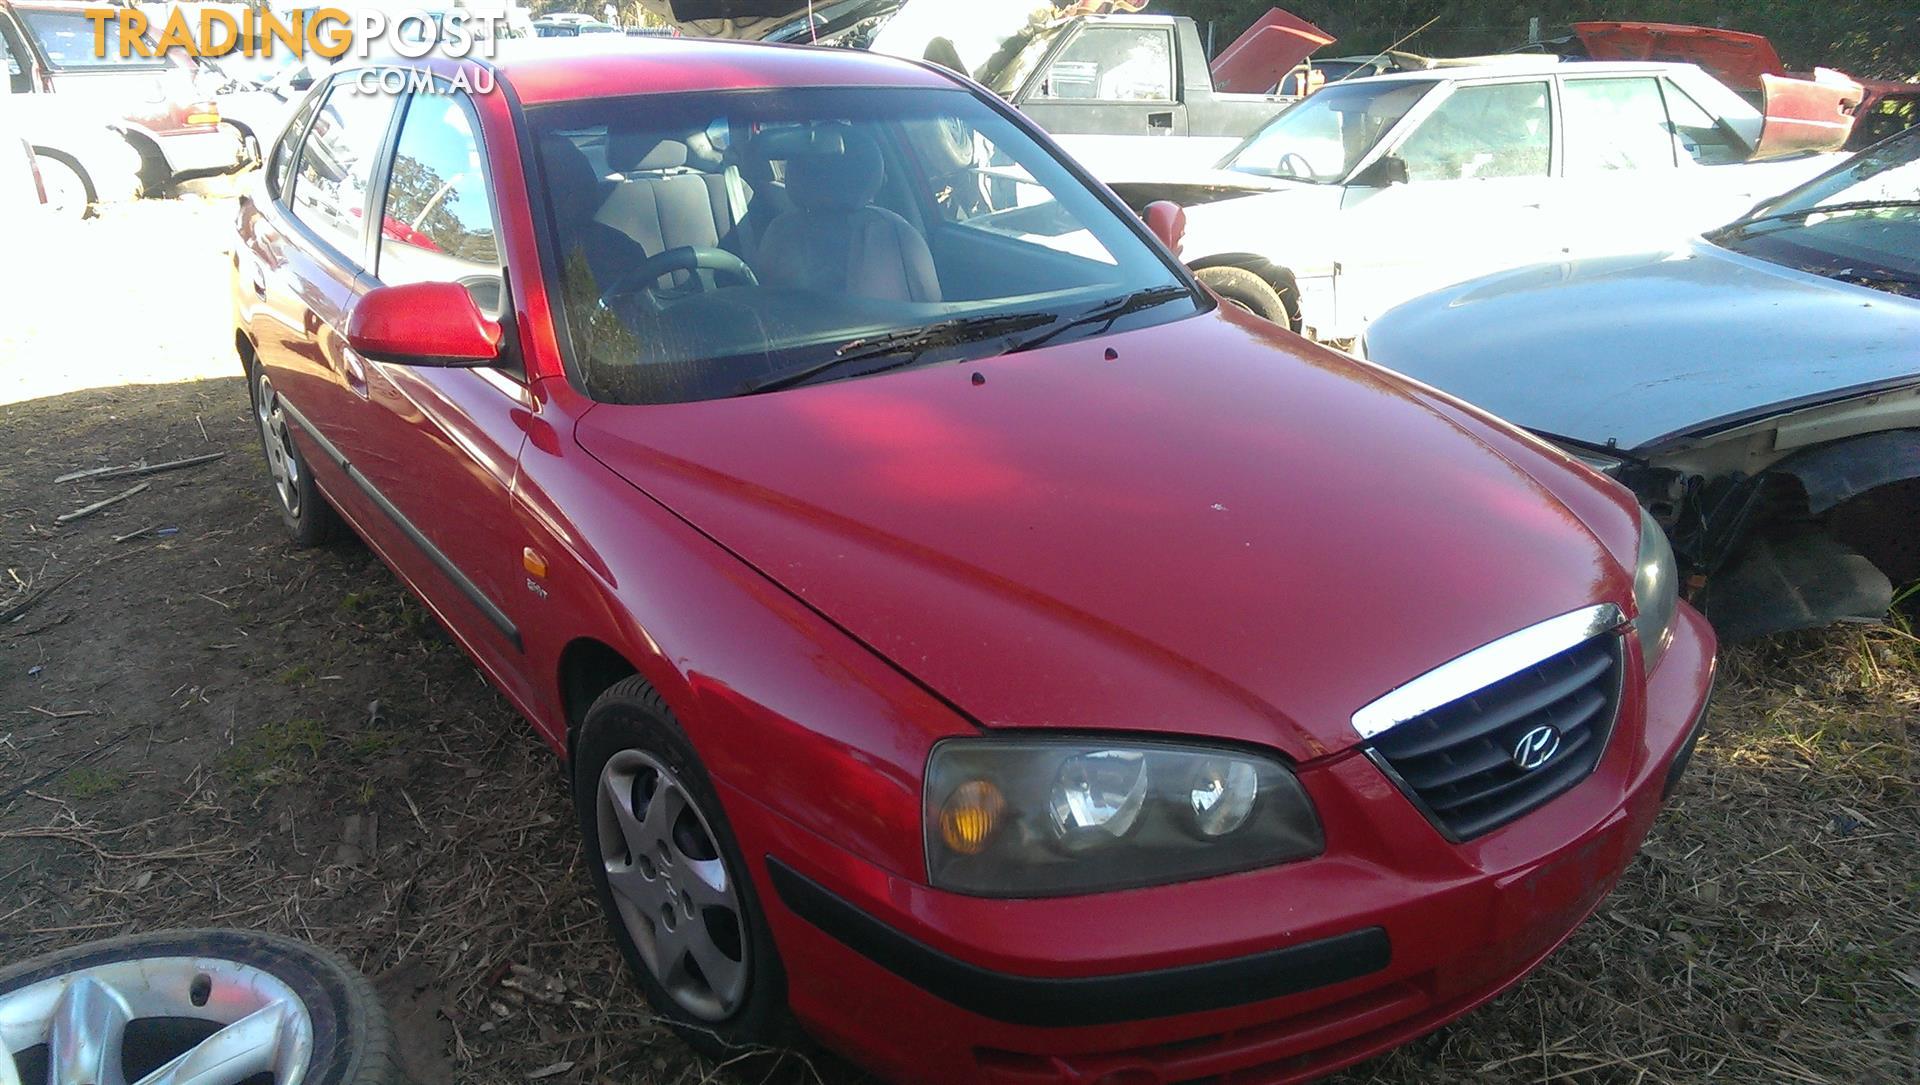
0;955;315;1085
253;371;302;517
596;749;750;1022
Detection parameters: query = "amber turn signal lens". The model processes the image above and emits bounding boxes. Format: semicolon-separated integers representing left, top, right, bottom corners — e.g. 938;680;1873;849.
938;780;1005;855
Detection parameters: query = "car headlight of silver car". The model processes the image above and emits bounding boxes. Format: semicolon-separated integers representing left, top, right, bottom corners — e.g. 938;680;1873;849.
924;738;1322;897
1633;510;1679;674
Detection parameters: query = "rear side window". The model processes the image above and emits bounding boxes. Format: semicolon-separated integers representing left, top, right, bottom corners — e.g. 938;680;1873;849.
376;94;503;315
1395;81;1551;182
1562;78;1677;173
268;90;324;199
18;8;161;69
1661;79;1747;166
1039;26;1174;102
289;82;398;264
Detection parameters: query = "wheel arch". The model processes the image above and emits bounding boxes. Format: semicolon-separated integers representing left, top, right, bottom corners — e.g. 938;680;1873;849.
1187;253;1302;330
558;636;641;762
29;145;95;203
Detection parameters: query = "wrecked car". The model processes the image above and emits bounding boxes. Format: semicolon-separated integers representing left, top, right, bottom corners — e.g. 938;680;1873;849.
1360;127;1920;641
235;36;1718;1085
638;1;1324;177
1124;60;1853;339
1551;21;1916;151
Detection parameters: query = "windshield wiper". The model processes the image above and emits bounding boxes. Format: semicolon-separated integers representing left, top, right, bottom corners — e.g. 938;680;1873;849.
1004;285;1194;354
1715;199;1920;238
741;312;1056;396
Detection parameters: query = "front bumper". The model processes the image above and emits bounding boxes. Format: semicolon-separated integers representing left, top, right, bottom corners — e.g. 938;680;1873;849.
732;604;1717;1085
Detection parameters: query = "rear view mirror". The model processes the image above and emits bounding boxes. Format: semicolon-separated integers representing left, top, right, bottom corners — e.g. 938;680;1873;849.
1352;154;1409;188
347;282;502;367
1143;200;1187;256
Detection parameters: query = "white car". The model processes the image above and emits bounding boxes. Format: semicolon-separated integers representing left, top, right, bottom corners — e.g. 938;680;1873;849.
1141;60;1849;343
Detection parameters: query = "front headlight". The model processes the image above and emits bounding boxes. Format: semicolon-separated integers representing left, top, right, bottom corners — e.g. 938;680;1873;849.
1633;510;1679;674
925;738;1322;897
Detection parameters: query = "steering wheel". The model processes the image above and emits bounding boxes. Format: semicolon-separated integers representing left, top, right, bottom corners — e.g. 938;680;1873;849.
1275;152;1315;179
598;246;759;307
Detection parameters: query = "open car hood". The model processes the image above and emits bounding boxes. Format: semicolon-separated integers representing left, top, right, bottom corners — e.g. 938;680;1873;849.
1210;8;1335;94
1573;21;1783;92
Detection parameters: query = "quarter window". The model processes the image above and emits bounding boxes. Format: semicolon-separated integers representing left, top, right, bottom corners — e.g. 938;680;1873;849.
289;81;398;263
376;94;503;315
1660;80;1746;166
1562;78;1676;172
268;90;324;199
1038;27;1173;102
1395;81;1551;182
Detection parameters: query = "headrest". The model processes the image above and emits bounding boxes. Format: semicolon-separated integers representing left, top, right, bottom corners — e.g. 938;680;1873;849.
542;136;606;226
609;132;691;173
779;129;885;213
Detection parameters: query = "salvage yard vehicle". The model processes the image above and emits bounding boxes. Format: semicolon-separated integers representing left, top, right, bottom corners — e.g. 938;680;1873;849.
0;0;246;190
1361;127;1920;642
0;62;144;216
231;35;1716;1084
642;0;1326;179
1128;60;1851;339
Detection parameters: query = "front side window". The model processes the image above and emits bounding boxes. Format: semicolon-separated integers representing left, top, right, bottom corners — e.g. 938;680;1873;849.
1037;26;1173;102
530;86;1193;405
1223;79;1434;183
289;81;398;263
377;94;502;315
1710;131;1920;298
1395;81;1551;182
1562;77;1675;173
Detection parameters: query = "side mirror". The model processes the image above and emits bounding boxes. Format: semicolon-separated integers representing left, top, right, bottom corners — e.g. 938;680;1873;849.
1352;154;1409;188
1143;200;1187;257
347;282;502;367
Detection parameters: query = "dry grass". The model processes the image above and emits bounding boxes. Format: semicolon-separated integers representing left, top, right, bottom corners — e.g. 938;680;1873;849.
1;195;1915;1085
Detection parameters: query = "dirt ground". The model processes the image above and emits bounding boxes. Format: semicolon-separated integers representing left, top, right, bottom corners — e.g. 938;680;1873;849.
1;192;1916;1085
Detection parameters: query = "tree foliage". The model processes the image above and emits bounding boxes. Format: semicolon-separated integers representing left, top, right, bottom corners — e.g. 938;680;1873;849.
1160;0;1920;80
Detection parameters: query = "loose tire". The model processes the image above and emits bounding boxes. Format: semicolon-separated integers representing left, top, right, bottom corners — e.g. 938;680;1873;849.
573;677;792;1059
34;152;93;219
1196;266;1291;326
0;928;401;1085
250;362;343;547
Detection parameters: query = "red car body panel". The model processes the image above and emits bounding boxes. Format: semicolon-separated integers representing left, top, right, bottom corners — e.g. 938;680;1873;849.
1209;8;1337;96
576;307;1632;762
231;39;1719;1084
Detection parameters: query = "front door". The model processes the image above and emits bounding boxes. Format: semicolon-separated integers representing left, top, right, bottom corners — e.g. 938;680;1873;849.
1020;22;1188;180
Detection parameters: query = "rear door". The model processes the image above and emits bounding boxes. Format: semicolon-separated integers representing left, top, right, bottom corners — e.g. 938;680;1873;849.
248;76;399;482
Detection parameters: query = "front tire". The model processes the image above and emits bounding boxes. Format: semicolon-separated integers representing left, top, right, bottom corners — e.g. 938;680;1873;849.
250;362;342;547
573;677;791;1059
1196;266;1291;326
34;152;93;219
0;928;401;1084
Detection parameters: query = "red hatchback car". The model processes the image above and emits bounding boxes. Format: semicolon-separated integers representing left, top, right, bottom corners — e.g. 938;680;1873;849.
232;38;1717;1085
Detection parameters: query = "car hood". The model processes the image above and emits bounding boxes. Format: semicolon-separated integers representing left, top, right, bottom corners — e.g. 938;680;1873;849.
1362;240;1920;454
576;308;1633;761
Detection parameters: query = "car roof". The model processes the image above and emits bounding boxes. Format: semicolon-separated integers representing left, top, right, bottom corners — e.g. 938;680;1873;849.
1353;58;1697;85
471;36;956;104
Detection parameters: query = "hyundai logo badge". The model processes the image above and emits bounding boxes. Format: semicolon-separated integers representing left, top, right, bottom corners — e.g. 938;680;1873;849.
1513;725;1561;772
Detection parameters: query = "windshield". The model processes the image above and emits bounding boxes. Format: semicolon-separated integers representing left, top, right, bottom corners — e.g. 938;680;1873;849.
1709;130;1920;298
530;86;1193;404
1222;79;1435;182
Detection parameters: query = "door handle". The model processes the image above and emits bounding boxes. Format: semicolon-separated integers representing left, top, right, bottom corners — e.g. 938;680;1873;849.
1147;111;1174;130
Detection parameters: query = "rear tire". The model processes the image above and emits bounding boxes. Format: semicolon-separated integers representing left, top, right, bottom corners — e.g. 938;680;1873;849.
249;361;343;547
1196;266;1290;326
573;677;794;1061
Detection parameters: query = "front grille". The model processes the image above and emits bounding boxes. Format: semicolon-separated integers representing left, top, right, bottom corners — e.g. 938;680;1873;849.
1368;632;1624;840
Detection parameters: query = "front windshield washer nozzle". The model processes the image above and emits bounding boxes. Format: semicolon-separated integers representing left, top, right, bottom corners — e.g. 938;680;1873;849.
971;372;986;386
